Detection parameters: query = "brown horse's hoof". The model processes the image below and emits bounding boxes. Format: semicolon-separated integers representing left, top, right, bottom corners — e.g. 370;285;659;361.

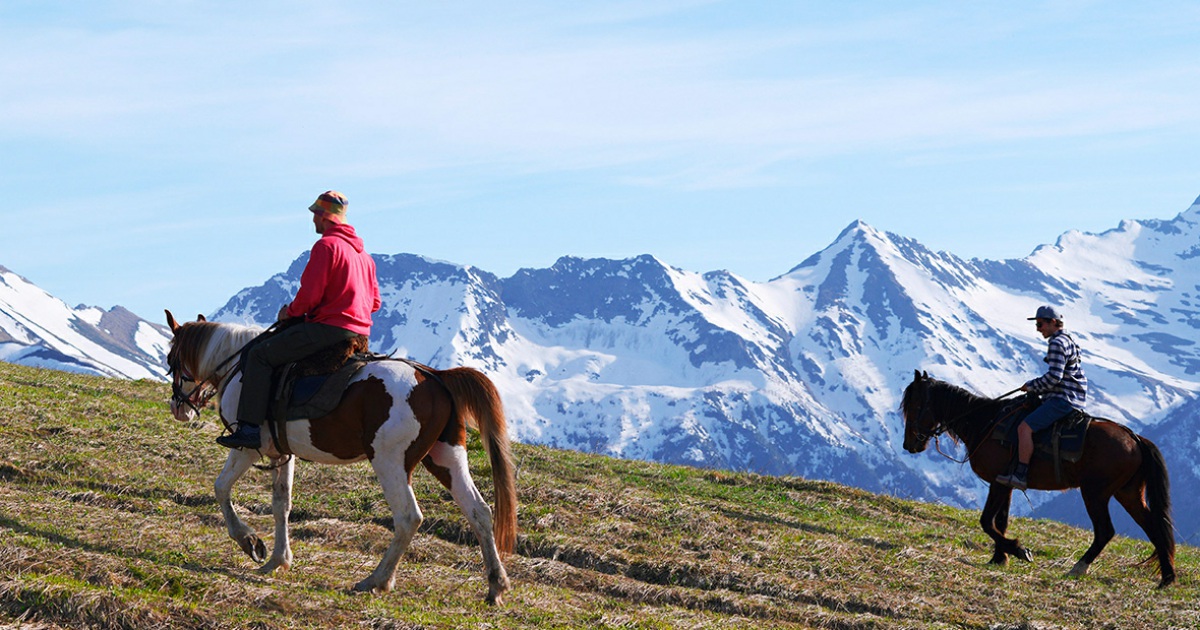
239;535;267;563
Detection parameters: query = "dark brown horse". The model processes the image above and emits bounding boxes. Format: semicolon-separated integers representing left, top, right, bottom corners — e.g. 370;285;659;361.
900;371;1175;587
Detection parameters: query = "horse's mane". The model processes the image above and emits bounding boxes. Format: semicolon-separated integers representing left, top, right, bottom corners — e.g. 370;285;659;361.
901;376;1005;446
169;321;263;379
927;379;992;408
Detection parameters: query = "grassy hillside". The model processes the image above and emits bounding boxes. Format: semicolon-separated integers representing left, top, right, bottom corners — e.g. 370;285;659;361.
0;361;1195;629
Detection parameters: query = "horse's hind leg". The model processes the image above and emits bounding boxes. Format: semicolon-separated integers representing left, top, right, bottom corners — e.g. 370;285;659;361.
1071;485;1116;578
215;449;268;563
423;441;510;605
1114;485;1175;586
258;455;295;574
354;458;422;594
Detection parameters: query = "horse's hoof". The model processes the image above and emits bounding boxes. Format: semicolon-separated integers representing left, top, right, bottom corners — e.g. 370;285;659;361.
239;536;267;563
486;582;509;607
1157;573;1175;589
258;557;291;575
1068;560;1089;577
351;578;393;594
1014;548;1033;563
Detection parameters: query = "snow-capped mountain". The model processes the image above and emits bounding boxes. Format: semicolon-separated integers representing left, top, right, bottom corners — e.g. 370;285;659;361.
0;265;170;380
213;196;1200;542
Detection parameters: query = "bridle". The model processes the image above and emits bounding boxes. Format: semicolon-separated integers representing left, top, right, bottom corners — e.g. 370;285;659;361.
167;319;295;417
907;377;1022;464
168;351;241;417
907;381;946;446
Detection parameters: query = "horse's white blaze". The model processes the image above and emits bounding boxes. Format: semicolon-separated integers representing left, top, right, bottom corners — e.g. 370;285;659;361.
170;401;197;423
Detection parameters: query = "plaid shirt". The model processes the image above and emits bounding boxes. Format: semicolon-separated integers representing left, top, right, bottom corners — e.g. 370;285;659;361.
1025;330;1087;410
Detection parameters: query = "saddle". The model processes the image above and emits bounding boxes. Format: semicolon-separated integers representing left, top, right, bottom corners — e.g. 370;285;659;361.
251;332;371;455
990;395;1091;483
269;336;371;423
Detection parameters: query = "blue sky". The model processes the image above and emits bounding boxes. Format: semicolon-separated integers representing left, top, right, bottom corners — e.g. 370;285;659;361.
4;1;1200;323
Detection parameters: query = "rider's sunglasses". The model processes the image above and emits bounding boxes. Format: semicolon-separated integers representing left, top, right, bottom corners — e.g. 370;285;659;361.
1035;319;1047;330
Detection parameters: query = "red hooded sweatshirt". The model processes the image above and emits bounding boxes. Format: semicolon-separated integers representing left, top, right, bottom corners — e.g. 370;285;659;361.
285;222;381;336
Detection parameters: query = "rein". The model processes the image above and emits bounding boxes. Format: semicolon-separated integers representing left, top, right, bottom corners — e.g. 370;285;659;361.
169;351;240;417
168;319;292;421
918;386;1023;464
169;319;298;468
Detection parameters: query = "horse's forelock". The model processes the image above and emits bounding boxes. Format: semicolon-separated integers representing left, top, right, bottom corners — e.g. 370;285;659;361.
168;322;214;375
899;375;929;418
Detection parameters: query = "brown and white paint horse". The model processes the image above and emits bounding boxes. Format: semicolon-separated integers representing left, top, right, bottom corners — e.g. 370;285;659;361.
164;311;517;604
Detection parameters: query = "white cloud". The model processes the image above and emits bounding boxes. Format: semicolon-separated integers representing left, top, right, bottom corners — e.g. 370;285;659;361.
6;3;1200;180
4;1;1200;320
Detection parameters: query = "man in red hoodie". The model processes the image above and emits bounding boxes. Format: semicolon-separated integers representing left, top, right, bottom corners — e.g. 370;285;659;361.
218;190;382;449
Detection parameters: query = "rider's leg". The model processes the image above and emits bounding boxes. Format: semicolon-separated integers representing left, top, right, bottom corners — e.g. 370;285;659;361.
997;397;1073;490
220;322;354;448
1017;422;1034;465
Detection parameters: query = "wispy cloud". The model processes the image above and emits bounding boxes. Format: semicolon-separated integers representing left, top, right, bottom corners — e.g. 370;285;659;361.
7;2;1200;186
4;2;1200;319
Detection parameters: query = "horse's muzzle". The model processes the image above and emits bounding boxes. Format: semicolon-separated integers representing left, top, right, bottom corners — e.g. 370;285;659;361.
169;399;197;423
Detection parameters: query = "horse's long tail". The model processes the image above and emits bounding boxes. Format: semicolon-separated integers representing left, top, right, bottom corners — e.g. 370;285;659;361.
437;367;517;555
1137;435;1175;587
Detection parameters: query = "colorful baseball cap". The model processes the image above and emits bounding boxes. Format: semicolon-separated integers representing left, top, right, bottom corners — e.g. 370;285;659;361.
1028;305;1064;320
309;190;348;222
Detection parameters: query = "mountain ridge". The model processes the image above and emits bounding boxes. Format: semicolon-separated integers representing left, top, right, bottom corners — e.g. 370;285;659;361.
0;266;169;380
4;197;1199;542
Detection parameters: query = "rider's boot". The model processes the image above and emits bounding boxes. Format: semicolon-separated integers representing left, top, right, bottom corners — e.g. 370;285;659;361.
996;461;1029;491
216;423;261;449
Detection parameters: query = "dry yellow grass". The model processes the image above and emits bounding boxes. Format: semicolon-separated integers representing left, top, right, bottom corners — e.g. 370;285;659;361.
0;361;1196;629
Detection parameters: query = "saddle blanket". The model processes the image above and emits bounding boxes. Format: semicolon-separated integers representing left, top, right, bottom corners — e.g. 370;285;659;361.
990;398;1090;464
270;353;387;422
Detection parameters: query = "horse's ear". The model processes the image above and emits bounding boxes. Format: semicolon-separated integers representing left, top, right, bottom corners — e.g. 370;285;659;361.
922;370;929;380
165;309;180;332
197;314;206;322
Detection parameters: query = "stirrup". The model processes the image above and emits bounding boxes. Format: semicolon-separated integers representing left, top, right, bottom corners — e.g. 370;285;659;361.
996;469;1027;491
216;424;261;449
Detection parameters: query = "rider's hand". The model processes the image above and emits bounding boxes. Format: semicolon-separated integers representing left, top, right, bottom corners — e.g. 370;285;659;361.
277;304;289;322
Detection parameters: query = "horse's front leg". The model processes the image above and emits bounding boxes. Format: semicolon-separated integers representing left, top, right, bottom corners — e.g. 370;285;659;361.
215;448;267;563
981;483;1031;564
258;455;295;574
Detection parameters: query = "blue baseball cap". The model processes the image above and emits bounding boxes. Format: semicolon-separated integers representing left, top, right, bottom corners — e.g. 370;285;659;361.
1028;305;1064;320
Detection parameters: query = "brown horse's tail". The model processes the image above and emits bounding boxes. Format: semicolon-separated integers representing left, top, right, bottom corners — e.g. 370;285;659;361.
1137;436;1176;587
437;367;517;556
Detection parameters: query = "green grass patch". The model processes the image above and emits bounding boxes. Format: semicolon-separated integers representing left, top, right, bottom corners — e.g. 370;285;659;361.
0;360;1195;629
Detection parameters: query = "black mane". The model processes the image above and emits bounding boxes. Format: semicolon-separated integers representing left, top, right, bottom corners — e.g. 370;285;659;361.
903;376;1007;448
